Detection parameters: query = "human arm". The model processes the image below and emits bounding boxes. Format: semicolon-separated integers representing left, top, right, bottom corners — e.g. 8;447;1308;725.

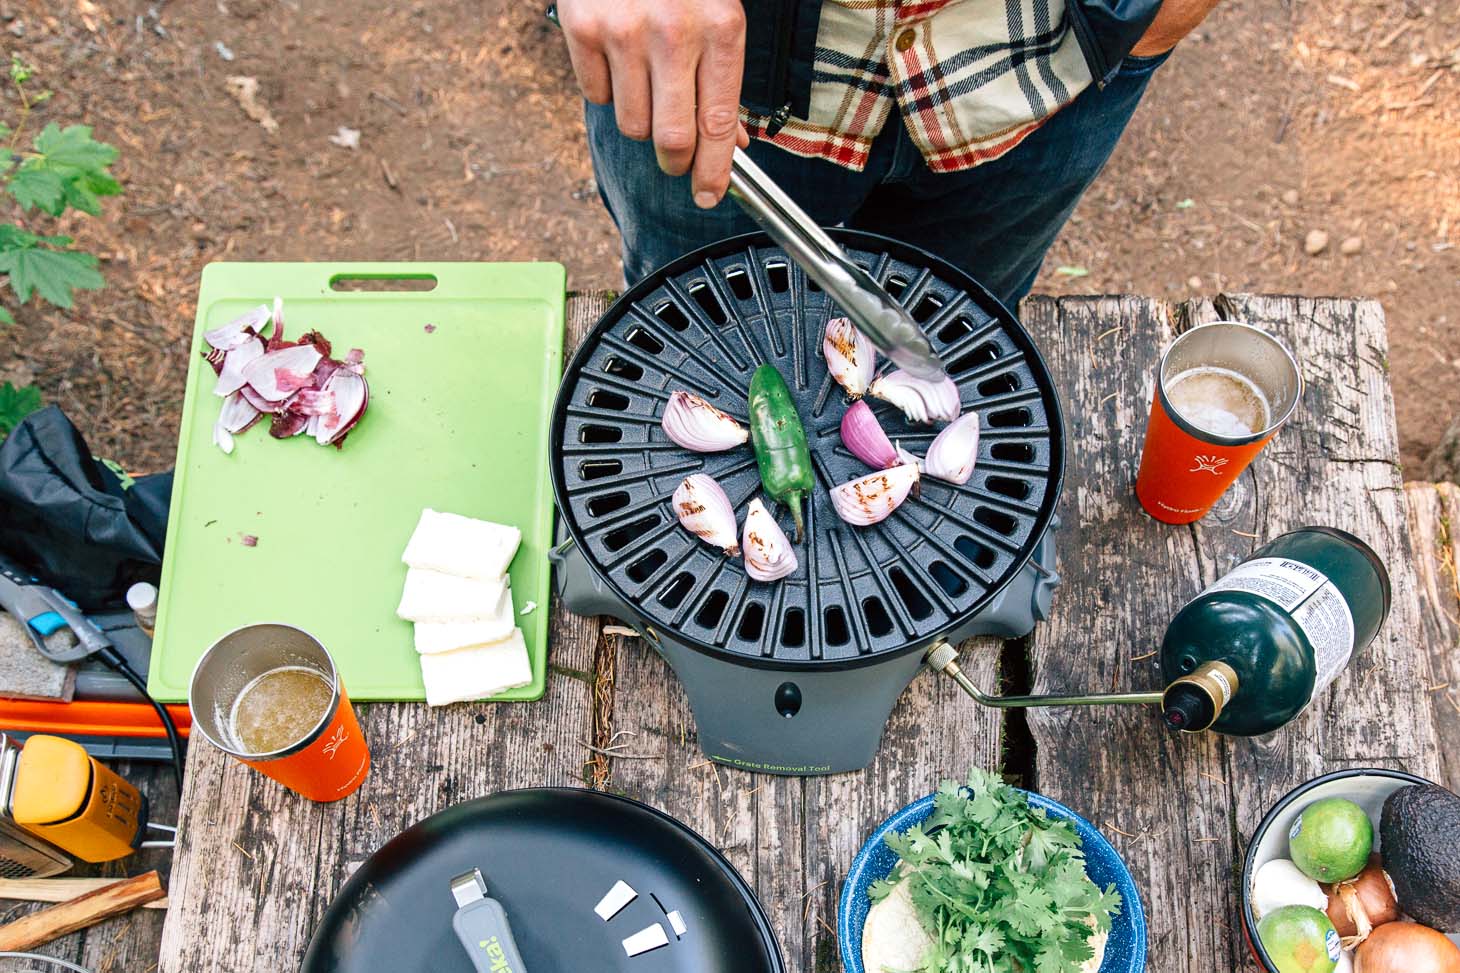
558;0;751;208
1129;0;1223;56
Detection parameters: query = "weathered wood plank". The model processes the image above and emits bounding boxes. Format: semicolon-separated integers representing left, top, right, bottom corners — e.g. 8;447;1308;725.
606;625;1003;973
155;293;610;973
137;291;1448;973
1405;480;1460;789
1025;294;1441;973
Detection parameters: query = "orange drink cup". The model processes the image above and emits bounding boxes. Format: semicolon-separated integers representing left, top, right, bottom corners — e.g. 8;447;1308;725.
188;623;370;802
1136;322;1301;524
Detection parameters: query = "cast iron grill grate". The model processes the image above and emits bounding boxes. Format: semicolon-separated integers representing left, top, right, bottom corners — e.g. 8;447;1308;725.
551;231;1064;666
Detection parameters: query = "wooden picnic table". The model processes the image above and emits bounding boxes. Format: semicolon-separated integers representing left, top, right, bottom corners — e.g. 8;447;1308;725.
83;292;1448;973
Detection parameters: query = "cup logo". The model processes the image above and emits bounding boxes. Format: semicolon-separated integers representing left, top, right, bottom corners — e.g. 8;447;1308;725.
321;724;348;759
1190;454;1229;475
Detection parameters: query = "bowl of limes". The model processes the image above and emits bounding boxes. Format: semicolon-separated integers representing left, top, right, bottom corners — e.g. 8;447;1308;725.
1241;768;1460;973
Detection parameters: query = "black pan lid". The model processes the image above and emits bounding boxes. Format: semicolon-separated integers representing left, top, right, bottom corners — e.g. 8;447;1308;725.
302;787;784;973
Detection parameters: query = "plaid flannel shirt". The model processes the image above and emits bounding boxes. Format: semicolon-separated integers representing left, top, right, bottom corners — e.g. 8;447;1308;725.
743;0;1095;173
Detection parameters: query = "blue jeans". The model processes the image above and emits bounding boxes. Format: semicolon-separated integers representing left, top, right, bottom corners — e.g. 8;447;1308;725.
586;50;1171;308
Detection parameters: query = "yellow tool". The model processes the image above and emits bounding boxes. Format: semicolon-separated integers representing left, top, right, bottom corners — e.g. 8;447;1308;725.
6;735;150;863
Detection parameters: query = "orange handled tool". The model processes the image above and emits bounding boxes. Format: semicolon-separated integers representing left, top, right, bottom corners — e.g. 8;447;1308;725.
6;735;174;863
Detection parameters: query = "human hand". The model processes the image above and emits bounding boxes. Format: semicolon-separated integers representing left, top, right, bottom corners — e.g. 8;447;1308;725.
559;0;751;208
1129;0;1222;56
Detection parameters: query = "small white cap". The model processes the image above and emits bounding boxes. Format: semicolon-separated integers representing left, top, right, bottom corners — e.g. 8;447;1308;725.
126;582;159;612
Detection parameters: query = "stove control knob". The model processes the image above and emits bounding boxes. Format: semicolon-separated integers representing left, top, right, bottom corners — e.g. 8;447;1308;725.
774;682;802;718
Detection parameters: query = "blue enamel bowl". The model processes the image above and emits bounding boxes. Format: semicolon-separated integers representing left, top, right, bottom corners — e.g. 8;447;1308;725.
838;789;1147;973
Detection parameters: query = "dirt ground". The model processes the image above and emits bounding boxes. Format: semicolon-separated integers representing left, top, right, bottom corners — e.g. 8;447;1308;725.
0;0;1455;473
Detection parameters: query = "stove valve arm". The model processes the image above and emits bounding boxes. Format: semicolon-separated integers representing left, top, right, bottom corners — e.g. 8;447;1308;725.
925;641;1165;710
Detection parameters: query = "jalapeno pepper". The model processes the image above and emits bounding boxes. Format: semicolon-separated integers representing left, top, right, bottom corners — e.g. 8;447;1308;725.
747;363;813;541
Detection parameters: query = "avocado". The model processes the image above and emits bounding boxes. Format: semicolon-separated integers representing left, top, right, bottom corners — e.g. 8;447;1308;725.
1380;783;1460;931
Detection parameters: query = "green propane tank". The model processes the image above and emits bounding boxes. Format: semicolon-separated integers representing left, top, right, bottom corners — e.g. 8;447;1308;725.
1159;527;1390;735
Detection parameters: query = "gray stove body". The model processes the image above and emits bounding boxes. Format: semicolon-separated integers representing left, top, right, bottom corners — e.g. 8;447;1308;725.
551;519;1058;775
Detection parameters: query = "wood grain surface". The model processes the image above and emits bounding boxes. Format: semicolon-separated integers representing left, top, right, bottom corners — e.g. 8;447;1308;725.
0;872;164;952
1405;480;1460;789
126;293;1453;973
1024;295;1444;973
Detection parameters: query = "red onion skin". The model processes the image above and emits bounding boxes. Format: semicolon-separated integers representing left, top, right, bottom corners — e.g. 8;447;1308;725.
840;400;899;469
1354;921;1460;973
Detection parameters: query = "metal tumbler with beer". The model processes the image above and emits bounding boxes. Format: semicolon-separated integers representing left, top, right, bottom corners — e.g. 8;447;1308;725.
1136;322;1302;523
188;623;370;802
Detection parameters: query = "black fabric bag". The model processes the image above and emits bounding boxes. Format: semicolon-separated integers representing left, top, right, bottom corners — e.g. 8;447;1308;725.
0;406;171;610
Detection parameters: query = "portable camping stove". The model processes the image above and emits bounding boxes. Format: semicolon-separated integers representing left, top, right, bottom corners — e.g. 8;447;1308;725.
550;230;1064;774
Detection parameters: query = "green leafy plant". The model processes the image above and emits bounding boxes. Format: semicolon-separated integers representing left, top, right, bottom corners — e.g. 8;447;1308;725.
0;55;119;324
869;768;1122;973
0;380;41;437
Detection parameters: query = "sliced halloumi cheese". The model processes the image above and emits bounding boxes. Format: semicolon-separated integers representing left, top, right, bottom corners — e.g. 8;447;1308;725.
395;567;507;623
414;585;515;654
402;508;521;580
419;628;533;706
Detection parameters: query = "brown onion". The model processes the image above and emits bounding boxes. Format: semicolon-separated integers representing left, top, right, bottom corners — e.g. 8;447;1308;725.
1326;856;1399;947
1353;921;1460;973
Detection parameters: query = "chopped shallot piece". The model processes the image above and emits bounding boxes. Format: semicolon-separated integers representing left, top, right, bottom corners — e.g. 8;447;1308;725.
269;410;311;439
291;388;337;416
266;296;286;348
219;391;262;433
241;344;323;401
204;305;271;351
240;385;282;414
316;369;368;446
213;337;265;397
209;298;369;453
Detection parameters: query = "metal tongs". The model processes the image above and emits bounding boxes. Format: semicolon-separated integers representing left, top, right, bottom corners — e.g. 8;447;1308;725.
540;6;942;377
728;148;947;381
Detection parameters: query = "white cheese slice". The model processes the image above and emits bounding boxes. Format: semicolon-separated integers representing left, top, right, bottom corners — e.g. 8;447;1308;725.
593;880;637;921
419;628;533;706
396;567;507;623
402;508;521;580
413;585;515;654
621;924;669;957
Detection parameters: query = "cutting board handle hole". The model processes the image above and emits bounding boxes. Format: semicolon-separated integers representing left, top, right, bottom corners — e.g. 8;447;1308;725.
329;274;438;292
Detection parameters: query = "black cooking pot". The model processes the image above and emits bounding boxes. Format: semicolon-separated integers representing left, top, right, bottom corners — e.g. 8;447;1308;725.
549;230;1065;774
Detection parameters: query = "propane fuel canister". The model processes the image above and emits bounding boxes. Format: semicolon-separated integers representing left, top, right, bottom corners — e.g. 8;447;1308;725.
8;735;147;863
1159;526;1390;735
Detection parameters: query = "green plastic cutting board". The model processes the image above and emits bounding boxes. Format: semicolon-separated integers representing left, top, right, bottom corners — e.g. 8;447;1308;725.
149;262;566;702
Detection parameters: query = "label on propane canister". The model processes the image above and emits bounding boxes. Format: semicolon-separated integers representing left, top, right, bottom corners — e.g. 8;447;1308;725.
1200;557;1356;693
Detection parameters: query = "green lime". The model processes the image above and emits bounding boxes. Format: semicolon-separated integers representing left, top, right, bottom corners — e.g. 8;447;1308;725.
1257;904;1340;973
1289;798;1373;882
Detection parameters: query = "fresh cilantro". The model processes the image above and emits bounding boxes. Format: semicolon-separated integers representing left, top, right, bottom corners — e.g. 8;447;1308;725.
0;381;42;437
867;769;1121;973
